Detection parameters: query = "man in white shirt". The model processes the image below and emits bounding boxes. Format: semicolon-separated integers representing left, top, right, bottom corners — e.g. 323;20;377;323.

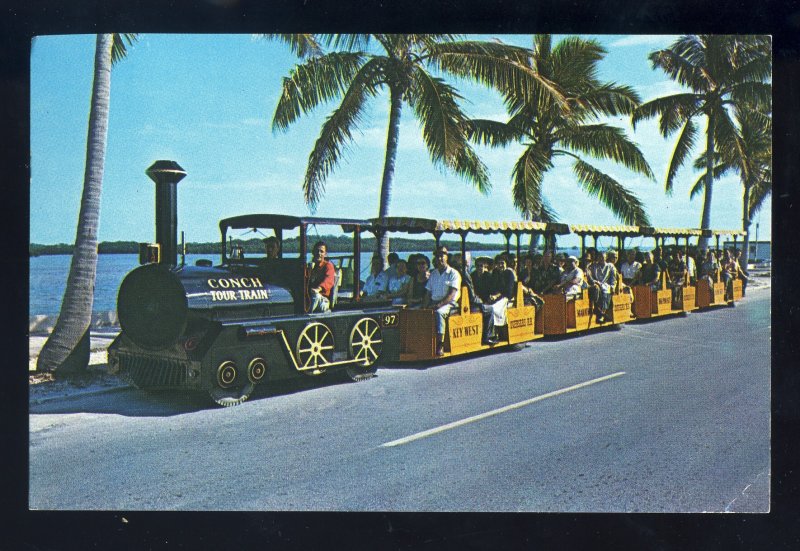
423;246;462;356
619;249;642;286
362;255;389;298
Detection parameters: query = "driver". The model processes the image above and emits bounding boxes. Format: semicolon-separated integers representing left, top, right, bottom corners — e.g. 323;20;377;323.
308;241;336;313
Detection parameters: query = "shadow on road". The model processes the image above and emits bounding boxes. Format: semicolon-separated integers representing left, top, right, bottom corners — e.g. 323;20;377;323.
30;372;360;417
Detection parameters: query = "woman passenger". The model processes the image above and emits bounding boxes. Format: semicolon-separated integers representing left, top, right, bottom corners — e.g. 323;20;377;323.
699;250;719;286
406;254;430;307
387;259;412;305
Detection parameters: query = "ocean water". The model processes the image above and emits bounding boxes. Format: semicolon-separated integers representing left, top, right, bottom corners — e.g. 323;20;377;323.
31;249;570;316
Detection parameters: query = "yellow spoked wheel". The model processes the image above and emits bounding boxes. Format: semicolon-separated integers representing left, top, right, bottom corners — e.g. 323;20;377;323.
346;317;381;381
296;322;335;375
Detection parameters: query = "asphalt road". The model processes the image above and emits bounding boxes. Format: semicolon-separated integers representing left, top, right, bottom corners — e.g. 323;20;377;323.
29;287;770;512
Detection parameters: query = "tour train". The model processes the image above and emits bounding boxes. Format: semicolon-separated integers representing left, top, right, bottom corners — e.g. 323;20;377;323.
107;161;746;406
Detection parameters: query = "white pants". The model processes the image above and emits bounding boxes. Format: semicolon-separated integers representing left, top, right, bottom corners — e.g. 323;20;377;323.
489;297;508;326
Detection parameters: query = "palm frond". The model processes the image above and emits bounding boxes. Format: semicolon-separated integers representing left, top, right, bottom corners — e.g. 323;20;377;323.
301;59;383;209
429;41;567;112
319;34;373;52
549;36;605;89
110;33;138;66
272;51;368;132
557;123;655;180
574;82;641;118
729;81;772;113
664;118;699;194
631;93;700;133
511;146;551;218
648;46;707;92
449;141;492;194
461;118;524;148
263;34;323;58
408;67;468;166
748;173;771;218
571;159;651;225
689;163;732;200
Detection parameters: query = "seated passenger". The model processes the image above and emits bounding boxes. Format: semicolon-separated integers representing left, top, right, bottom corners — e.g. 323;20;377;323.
535;251;562;295
484;254;516;337
362;255;389;299
554;256;584;299
733;249;749;296
639;251;661;291
606;251;627;296
471;257;494;303
620;249;642;286
686;246;698;285
452;253;497;345
519;254;545;308
721;250;738;300
699;250;719;286
263;236;280;259
587;251;615;323
385;252;400;280
423;247;462;356
407;254;430;307
668;249;688;308
308;241;336;313
386;259;411;305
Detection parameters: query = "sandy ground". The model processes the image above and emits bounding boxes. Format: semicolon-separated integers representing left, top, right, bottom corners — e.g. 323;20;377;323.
28;272;770;404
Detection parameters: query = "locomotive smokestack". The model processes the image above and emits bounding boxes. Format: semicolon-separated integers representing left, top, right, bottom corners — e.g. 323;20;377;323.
146;160;186;266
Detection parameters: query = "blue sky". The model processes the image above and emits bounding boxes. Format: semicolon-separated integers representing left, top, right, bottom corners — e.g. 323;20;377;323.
30;34;771;249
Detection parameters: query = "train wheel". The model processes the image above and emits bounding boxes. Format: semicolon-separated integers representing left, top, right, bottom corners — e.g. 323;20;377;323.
296;322;334;375
346;317;382;381
208;360;255;407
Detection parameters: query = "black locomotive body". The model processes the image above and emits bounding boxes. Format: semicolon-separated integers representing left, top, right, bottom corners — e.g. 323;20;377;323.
108;257;401;406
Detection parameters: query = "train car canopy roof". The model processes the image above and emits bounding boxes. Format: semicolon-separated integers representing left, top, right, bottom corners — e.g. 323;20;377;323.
220;214;371;234
370;217;570;235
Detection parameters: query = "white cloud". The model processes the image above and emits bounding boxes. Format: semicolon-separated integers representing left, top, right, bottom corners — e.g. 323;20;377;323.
607;35;680;48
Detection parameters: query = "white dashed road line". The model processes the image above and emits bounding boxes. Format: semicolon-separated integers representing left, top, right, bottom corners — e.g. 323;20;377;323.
380;371;626;448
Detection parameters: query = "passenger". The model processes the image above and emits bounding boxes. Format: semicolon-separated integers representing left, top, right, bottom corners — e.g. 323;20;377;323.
385;252;400;280
263;236;280;259
386;259;411;305
686;246;698;285
519;254;545;308
668;249;688;308
721;249;738;300
486;254;516;334
620;249;642;286
452;253;497;345
471;256;494;304
555;256;584;299
587;251;615;323
423;247;462;356
733;249;749;296
407;254;431;307
536;250;562;295
640;252;662;292
653;247;668;273
308;241;336;313
699;250;719;287
606;251;624;295
518;253;534;284
362;254;389;299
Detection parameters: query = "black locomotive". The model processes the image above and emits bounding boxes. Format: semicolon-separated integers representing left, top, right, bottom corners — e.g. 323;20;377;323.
108;161;401;406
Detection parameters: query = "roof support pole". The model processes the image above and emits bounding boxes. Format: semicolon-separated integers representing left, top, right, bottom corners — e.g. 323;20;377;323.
460;232;467;267
580;234;586;258
434;230;442;249
516;233;521;265
276;229;283;259
353;226;361;301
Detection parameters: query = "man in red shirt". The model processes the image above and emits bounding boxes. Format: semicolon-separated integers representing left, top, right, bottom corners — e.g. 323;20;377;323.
308;241;336;312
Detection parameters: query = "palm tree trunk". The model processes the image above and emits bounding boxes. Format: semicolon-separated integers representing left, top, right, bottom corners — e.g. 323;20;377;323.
376;84;402;267
741;181;752;268
698;112;715;250
37;34;113;373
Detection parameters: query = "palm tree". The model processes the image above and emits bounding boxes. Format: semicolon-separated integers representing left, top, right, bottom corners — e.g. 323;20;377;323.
271;34;564;263
462;35;654;226
37;34;137;374
632;35;771;249
690;107;771;267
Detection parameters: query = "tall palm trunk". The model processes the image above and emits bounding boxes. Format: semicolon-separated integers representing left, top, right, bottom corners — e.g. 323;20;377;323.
376;84;402;267
698;112;715;250
741;181;752;268
37;34;113;373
